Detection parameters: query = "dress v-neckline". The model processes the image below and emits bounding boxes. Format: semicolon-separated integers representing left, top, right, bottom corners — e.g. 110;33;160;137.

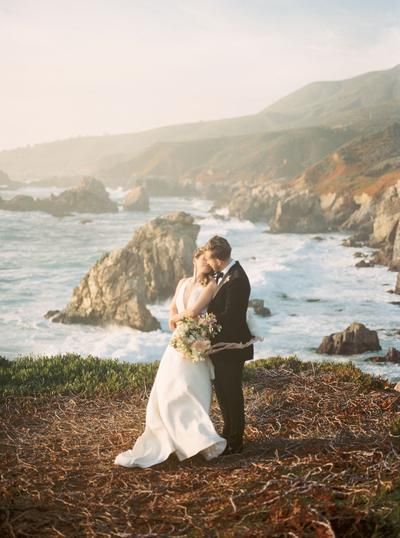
182;278;195;310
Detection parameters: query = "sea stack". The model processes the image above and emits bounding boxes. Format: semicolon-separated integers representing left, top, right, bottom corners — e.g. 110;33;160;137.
45;212;199;331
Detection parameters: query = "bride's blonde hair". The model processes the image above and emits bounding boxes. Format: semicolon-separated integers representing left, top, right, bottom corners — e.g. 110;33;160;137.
193;247;213;286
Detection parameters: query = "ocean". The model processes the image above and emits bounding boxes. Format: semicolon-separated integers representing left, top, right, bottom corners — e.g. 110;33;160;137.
1;185;399;381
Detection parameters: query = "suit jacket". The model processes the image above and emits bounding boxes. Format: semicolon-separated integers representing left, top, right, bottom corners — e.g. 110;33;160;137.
207;261;254;362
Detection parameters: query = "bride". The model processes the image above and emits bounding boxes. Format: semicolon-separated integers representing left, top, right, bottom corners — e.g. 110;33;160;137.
114;247;227;468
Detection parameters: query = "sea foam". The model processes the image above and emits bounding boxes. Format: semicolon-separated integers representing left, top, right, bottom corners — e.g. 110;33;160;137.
1;188;399;381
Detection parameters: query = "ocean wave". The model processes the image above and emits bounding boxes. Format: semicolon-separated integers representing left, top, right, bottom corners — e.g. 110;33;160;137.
1;194;399;381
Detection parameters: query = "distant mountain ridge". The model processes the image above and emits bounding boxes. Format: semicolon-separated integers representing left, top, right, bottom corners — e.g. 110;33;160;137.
263;64;400;127
0;64;399;182
100;126;355;188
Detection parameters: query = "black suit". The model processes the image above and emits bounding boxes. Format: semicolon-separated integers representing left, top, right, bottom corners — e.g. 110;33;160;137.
207;261;253;450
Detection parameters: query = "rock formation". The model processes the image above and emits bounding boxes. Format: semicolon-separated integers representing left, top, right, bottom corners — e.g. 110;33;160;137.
340;193;375;233
227;183;283;222
123;186;149;211
371;181;400;245
270;191;330;233
45;212;199;331
0;194;38;212
317;322;381;355
368;180;400;269
395;273;400;294
248;299;271;317
50;177;118;213
355;259;374;268
342;233;369;248
0;177;118;215
368;347;400;364
390;222;400;271
0;194;71;216
386;347;400;363
320;191;358;228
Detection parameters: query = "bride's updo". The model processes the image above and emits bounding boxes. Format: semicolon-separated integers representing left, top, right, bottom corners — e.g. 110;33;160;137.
193;247;214;286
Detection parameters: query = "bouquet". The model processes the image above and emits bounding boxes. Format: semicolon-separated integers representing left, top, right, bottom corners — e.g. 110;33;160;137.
170;313;222;362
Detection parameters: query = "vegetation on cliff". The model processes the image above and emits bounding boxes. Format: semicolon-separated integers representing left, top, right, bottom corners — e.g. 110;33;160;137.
1;354;399;537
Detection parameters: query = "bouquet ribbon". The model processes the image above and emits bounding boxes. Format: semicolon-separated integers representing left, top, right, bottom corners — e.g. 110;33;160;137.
208;336;263;354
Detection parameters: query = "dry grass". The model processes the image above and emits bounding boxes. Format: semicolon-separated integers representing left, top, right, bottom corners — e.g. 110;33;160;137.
1;359;400;537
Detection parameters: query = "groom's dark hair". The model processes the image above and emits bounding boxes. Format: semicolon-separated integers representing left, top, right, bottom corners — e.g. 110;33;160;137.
204;236;231;260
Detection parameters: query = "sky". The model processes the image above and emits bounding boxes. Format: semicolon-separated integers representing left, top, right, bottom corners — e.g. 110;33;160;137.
0;0;399;151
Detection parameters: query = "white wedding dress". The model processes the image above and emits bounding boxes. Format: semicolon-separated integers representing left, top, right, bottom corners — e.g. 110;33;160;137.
114;278;227;468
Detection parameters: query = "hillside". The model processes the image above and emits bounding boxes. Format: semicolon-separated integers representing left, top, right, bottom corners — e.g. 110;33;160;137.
0;115;273;182
262;64;400;131
100;126;355;188
293;122;400;196
0;64;399;182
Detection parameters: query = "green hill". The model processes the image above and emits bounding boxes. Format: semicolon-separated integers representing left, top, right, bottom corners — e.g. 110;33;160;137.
263;64;400;131
0;65;399;182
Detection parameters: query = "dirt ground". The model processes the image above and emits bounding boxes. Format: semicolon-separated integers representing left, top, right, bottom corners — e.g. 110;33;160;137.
1;365;400;537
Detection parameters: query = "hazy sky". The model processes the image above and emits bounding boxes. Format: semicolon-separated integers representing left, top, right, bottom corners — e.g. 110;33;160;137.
1;0;399;151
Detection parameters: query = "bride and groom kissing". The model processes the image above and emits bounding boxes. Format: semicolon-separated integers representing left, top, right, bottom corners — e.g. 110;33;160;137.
114;235;254;468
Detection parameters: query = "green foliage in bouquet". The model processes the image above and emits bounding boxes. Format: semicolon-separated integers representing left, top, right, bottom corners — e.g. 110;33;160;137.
170;313;221;362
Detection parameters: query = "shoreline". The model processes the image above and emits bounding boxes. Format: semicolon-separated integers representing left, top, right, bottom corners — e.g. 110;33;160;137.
1;193;399;380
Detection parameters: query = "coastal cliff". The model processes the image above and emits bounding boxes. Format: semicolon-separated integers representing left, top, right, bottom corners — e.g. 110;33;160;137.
1;354;399;537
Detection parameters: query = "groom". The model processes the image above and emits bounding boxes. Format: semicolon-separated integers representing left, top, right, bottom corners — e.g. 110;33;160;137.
203;236;254;454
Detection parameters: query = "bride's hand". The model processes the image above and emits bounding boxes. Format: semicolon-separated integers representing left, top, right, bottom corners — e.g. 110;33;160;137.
169;311;183;330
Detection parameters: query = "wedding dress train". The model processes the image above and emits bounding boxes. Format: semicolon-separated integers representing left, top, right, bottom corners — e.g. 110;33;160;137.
114;278;227;468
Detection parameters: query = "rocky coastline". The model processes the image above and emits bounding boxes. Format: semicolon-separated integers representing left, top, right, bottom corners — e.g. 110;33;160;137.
0;176;118;216
2;124;399;351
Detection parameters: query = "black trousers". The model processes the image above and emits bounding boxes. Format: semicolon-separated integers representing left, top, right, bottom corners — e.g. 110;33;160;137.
212;353;246;448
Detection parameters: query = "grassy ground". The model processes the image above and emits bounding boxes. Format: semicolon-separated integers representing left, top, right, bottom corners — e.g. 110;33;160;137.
1;353;400;537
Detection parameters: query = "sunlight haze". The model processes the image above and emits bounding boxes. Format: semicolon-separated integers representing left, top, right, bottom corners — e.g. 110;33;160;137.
1;0;399;150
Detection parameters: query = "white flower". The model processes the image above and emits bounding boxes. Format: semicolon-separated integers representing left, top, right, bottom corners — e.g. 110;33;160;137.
170;313;221;362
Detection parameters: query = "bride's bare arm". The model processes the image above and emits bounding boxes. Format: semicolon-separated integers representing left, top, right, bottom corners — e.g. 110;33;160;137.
168;278;185;330
171;280;217;322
